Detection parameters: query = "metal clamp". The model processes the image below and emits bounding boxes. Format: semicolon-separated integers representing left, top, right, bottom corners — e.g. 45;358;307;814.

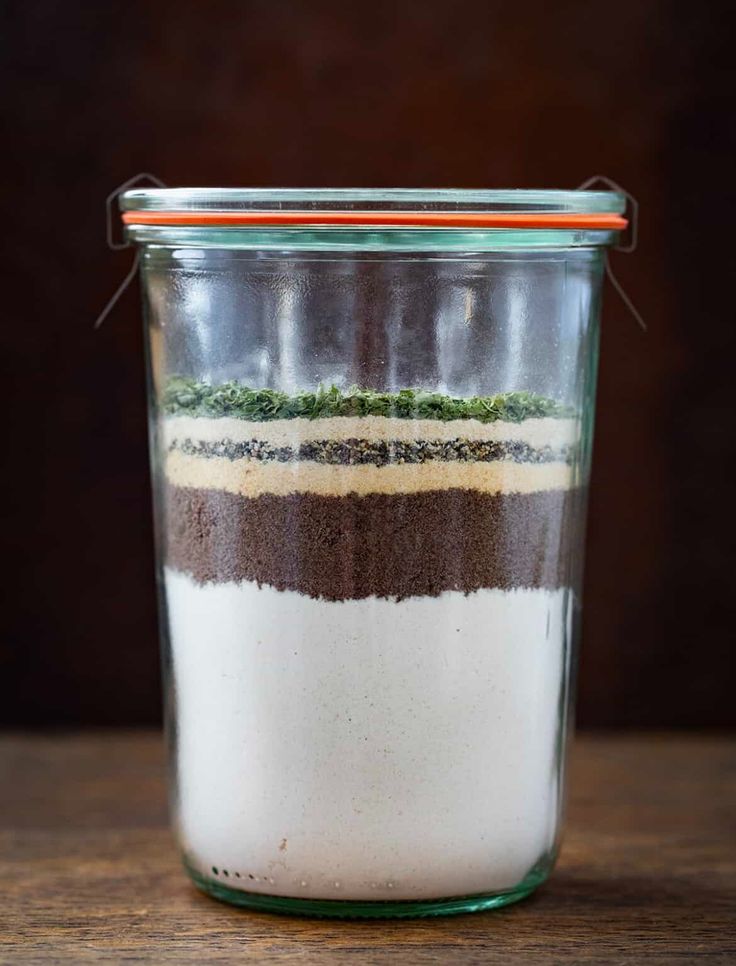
577;175;645;329
106;172;167;250
95;173;166;329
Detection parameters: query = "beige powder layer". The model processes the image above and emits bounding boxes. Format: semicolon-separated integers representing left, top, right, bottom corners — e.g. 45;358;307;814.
163;414;578;450
165;450;573;498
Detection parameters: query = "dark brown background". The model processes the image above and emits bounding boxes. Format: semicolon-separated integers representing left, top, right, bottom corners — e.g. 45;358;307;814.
1;0;734;727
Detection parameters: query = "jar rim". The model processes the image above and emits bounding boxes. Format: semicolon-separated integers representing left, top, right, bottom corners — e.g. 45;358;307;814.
121;187;626;230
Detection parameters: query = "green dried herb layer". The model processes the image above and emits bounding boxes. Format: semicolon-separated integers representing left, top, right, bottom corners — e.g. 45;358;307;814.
162;377;573;423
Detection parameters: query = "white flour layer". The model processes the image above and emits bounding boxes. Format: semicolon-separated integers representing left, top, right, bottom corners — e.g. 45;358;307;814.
166;570;568;901
163;414;578;449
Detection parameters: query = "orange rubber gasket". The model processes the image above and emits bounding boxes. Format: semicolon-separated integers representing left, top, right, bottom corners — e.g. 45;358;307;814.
121;210;628;230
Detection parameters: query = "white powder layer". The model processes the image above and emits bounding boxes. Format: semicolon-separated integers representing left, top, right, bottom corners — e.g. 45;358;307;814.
163;414;578;449
167;570;568;901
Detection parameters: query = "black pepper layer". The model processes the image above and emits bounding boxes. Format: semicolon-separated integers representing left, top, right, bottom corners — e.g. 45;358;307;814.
170;437;573;466
164;483;581;600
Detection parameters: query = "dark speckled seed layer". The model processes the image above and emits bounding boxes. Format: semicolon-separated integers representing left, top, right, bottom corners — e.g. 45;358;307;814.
171;437;572;466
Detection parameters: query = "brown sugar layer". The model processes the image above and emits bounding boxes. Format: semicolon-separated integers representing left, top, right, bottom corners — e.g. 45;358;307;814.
164;483;581;600
164;450;572;498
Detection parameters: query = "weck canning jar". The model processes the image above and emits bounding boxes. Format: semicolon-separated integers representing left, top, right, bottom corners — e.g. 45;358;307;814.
121;188;626;917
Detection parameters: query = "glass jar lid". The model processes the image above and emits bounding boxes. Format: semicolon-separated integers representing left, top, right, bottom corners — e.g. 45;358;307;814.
120;188;627;250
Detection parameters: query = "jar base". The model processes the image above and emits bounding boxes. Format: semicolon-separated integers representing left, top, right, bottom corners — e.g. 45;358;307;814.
185;862;547;919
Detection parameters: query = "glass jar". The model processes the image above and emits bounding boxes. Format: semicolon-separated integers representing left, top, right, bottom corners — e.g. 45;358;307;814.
122;189;626;917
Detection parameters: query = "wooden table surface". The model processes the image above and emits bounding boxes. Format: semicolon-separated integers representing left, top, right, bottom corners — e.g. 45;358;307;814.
1;732;734;964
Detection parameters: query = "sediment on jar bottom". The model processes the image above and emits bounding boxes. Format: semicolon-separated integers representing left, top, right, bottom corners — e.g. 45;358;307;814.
166;571;569;901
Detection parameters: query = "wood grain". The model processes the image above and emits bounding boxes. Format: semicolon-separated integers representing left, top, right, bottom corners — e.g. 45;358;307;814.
1;732;734;964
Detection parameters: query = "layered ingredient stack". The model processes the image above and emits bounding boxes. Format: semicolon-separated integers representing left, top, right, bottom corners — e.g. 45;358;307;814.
161;379;578;901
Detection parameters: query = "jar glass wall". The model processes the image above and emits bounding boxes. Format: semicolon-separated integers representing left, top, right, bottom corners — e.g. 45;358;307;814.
127;189;621;917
